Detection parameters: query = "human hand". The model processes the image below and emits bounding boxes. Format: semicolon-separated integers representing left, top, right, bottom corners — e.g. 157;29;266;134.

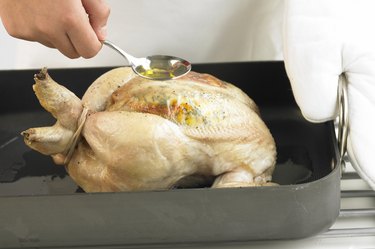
0;0;110;58
283;0;375;189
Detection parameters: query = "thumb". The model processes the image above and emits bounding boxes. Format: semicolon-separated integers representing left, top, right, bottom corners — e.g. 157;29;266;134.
82;0;110;40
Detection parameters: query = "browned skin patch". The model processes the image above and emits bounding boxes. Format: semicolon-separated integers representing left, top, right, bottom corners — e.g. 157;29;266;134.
107;73;222;127
109;71;228;107
109;77;144;106
114;96;203;127
180;71;227;88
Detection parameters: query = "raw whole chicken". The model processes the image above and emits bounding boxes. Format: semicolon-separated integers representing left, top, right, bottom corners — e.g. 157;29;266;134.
22;67;277;192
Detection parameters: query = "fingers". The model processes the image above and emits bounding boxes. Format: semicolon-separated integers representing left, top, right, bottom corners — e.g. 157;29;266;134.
52;33;80;59
67;0;111;58
64;10;103;58
63;0;110;58
82;0;110;41
29;26;79;58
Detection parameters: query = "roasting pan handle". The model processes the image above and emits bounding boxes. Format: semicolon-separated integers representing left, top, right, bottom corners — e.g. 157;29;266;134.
338;75;349;175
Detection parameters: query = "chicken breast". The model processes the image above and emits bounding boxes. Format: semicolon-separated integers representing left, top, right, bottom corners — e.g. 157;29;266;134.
22;67;276;192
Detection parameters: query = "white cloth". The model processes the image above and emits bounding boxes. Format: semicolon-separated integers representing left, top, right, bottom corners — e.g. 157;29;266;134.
284;0;375;189
0;0;284;69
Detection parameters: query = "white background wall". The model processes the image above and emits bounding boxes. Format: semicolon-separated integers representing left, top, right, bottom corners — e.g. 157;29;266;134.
0;0;284;70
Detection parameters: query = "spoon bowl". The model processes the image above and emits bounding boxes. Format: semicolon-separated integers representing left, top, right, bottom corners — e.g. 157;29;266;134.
103;40;191;81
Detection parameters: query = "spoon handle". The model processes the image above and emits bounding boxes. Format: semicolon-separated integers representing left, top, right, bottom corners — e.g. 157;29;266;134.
102;40;138;66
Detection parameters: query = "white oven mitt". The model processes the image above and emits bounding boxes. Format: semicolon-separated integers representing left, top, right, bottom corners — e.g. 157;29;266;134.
283;0;375;189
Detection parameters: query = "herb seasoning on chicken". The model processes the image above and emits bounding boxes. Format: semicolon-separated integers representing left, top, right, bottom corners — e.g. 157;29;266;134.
22;67;277;192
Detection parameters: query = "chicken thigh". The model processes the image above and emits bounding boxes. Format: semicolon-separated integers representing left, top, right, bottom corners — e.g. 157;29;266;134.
22;67;276;192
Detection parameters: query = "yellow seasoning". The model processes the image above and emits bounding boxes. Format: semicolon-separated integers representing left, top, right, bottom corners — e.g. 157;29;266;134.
138;68;175;80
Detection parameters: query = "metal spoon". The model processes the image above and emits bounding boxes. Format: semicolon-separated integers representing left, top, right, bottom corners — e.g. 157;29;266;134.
102;40;191;80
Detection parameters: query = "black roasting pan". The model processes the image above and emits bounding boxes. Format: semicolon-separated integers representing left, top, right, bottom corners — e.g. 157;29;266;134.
0;62;340;248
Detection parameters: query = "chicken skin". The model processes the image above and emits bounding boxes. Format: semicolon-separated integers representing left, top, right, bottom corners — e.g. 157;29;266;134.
22;67;276;192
